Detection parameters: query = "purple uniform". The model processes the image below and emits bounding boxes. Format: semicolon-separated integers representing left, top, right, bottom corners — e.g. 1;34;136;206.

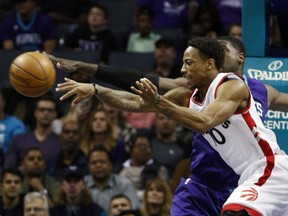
171;76;269;216
1;11;57;51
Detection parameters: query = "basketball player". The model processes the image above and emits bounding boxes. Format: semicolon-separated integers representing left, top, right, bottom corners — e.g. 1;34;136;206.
56;37;288;215
47;37;288;215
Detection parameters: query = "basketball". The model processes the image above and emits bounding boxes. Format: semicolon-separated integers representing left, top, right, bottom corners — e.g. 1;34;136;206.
9;51;56;97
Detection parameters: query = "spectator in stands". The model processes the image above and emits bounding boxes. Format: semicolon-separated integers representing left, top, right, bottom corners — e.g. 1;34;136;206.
51;165;107;216
64;3;117;64
81;108;127;170
99;102;136;152
119;129;169;200
140;178;172;216
1;0;57;53
197;8;219;39
20;147;60;207
193;0;223;37
151;113;185;178
24;191;50;216
5;94;61;174
85;146;139;212
126;8;161;53
228;23;242;41
197;0;242;35
136;0;199;31
0;87;26;157
0;168;24;216
151;37;180;78
51;118;88;181
109;194;132;216
110;194;142;216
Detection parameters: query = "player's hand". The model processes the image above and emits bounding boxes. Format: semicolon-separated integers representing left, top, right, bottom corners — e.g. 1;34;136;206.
131;78;159;105
56;78;95;106
42;51;79;73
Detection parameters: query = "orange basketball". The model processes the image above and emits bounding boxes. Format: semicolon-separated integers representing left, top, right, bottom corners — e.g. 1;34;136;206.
9;51;56;97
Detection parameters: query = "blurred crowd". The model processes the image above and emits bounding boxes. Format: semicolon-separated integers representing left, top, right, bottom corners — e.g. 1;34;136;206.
0;0;287;215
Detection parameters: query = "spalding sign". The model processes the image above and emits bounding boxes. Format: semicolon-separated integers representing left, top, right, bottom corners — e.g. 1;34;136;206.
244;57;288;153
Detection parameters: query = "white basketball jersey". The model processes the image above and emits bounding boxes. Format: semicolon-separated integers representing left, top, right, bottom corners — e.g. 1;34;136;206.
188;73;280;184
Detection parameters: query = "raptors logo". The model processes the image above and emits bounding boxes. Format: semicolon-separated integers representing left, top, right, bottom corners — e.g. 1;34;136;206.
240;187;258;201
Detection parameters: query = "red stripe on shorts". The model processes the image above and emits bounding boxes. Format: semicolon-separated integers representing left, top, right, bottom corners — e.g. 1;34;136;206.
221;203;262;216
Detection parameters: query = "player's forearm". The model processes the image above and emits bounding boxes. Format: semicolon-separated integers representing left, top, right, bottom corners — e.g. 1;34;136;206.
96;84;152;112
75;61;98;76
269;93;288;112
154;96;209;133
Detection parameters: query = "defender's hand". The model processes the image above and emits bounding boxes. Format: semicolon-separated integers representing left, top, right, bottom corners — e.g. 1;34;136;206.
42;51;79;73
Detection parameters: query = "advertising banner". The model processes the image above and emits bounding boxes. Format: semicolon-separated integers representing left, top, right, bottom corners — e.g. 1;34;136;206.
244;57;288;153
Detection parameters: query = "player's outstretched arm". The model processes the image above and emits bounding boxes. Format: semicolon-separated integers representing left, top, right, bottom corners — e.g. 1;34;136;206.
43;52;188;93
44;52;161;92
138;78;249;133
266;84;288;112
56;78;156;113
43;52;98;76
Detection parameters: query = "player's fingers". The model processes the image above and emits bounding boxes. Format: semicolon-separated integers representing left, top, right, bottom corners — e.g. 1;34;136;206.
60;89;77;101
56;81;75;89
141;78;155;90
42;51;57;63
131;86;142;95
135;81;147;92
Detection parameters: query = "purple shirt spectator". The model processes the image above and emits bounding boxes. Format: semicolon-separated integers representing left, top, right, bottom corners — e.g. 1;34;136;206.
4;131;61;174
1;10;57;51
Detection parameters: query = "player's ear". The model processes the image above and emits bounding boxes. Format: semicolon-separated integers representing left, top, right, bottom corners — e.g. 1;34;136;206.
207;59;215;70
238;52;245;65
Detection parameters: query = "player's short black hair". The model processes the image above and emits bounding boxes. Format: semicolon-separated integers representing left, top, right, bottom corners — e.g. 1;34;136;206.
217;36;246;55
188;37;224;70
